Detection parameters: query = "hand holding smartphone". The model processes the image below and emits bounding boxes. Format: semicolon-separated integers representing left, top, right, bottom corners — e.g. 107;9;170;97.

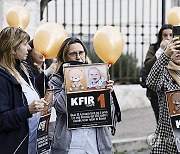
173;26;180;50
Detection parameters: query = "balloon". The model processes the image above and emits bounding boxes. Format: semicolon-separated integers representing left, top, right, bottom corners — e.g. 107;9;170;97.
93;26;124;64
6;5;30;29
33;22;68;59
167;7;180;26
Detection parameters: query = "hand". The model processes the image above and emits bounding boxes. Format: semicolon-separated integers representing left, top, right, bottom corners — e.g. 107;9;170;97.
46;61;57;75
160;39;170;50
41;98;49;106
41;98;49;114
106;80;114;92
28;99;45;114
164;37;180;57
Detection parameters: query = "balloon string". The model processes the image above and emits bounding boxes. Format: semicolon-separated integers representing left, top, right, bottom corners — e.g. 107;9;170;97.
107;64;111;80
43;58;46;96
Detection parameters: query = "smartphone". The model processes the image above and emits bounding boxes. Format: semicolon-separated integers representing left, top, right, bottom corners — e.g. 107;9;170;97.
173;26;180;50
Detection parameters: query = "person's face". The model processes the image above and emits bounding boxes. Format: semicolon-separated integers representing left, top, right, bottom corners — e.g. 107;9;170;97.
171;51;180;66
161;29;173;41
65;43;86;63
15;40;31;61
31;48;44;65
88;68;101;83
174;100;180;111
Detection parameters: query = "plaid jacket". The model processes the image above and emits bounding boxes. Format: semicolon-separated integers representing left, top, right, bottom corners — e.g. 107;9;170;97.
146;52;179;154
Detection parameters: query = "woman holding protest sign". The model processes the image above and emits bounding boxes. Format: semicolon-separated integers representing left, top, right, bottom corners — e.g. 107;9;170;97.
49;37;117;154
0;27;46;154
146;35;180;153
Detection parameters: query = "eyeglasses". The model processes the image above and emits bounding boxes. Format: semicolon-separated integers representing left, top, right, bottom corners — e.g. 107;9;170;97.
68;51;85;58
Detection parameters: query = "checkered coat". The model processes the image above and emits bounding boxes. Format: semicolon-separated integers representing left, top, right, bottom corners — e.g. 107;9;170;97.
146;52;179;154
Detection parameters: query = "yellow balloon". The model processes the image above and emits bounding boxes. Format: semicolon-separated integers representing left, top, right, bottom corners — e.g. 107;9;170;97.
167;7;180;26
93;26;124;64
6;5;30;30
33;22;68;59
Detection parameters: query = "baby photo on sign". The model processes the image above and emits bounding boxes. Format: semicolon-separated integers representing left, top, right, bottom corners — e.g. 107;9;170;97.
166;91;180;116
86;67;106;90
170;92;180;115
64;63;108;93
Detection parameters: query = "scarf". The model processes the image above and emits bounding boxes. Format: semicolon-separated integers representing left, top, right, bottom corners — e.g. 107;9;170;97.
167;61;180;86
110;90;121;136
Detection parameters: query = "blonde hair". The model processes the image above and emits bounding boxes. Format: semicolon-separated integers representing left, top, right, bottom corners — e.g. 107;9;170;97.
0;27;30;83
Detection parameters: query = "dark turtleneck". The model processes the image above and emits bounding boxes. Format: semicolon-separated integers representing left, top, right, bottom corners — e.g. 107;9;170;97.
15;59;29;84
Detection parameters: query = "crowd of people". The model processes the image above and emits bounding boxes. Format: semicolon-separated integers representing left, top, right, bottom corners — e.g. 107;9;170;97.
0;23;180;154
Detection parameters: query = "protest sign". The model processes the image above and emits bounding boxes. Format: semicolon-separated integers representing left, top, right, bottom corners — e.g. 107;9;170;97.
37;90;53;154
64;63;112;129
166;90;180;152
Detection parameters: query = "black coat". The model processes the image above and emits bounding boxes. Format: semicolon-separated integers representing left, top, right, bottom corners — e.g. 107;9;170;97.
32;71;49;98
144;44;158;99
0;67;32;154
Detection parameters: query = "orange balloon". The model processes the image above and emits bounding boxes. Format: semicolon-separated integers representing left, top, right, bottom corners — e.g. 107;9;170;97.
6;5;30;29
93;26;124;64
167;7;180;26
33;22;68;59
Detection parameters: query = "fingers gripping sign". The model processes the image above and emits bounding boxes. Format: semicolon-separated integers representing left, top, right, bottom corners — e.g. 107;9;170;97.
29;100;45;114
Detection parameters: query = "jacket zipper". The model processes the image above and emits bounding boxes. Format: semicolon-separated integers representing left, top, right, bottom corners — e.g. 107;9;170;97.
13;133;29;154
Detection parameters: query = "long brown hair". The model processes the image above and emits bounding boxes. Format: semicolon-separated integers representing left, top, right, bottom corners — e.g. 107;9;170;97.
0;27;30;82
55;37;89;73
